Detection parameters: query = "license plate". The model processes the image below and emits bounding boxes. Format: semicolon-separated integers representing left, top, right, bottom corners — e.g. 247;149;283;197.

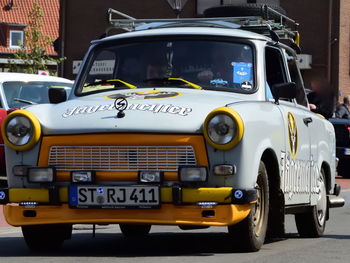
69;185;160;209
344;148;350;155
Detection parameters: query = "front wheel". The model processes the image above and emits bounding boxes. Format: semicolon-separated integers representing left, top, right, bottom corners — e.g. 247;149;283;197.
228;161;269;252
295;169;327;237
22;224;72;251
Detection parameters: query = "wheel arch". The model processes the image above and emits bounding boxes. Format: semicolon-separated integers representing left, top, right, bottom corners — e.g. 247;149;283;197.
321;161;332;194
261;148;281;192
261;148;285;237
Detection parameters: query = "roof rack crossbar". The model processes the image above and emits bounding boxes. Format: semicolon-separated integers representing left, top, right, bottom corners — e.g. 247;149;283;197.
107;5;299;42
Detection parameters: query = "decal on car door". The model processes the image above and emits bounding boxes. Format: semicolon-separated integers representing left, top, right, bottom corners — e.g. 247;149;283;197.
287;112;298;158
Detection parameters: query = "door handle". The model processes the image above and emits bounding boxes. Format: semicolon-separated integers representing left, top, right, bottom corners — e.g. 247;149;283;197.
303;117;313;126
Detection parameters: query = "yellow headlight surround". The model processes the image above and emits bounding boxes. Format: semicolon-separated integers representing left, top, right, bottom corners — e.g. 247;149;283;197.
1;110;41;151
203;107;244;150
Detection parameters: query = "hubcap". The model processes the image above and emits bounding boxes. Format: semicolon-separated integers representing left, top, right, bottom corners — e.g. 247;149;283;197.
316;175;327;226
253;182;264;237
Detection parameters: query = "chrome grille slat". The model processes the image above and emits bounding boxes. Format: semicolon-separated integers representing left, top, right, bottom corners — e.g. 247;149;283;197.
48;145;197;172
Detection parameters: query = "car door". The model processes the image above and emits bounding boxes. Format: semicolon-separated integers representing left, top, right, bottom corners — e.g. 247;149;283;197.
265;46;311;205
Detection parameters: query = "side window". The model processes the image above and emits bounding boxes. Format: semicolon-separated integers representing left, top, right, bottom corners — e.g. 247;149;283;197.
265;47;287;88
286;54;308;107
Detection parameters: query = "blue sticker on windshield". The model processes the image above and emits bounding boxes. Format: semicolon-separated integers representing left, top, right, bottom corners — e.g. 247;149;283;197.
232;62;253;84
210;78;228;86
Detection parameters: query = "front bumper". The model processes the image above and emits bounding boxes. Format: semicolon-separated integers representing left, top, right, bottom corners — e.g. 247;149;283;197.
0;186;256;226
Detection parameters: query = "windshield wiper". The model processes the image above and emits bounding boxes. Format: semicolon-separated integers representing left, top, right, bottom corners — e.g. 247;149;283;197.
143;77;202;90
13;98;37;105
84;79;137;89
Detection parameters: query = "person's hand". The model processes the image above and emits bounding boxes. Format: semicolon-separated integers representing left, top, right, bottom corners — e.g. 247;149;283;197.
309;103;317;110
197;70;214;82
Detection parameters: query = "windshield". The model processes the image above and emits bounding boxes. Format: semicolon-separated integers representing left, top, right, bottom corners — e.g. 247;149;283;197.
77;38;255;95
2;81;73;108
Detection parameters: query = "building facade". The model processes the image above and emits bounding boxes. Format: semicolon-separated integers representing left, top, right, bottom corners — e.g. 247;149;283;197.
0;0;59;72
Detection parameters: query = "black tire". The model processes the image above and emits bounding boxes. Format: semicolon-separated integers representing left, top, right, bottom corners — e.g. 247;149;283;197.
228;161;269;252
204;4;286;19
0;179;7;188
295;169;327;237
119;224;151;238
22;224;72;251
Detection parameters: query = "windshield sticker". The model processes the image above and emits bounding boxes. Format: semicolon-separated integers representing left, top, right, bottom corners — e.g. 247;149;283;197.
210;78;228;86
232;62;253;84
105;90;181;100
62;103;192;118
287;112;298;158
241;81;253;90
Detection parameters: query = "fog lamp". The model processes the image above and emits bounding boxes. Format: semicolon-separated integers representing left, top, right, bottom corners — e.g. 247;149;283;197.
71;171;95;183
28;167;55;183
139;171;162;183
179;166;208;182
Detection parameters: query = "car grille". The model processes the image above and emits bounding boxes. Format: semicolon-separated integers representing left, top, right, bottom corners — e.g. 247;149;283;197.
48;145;197;172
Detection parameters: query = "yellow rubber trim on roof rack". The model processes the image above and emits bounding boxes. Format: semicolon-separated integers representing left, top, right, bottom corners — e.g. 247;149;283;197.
294;32;300;46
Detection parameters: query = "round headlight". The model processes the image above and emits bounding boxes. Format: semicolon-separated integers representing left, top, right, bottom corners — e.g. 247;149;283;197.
6;116;33;146
1;110;41;151
207;114;236;144
203;107;244;150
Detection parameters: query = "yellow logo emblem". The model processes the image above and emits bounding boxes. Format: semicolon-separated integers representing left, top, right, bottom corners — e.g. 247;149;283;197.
287;112;298;158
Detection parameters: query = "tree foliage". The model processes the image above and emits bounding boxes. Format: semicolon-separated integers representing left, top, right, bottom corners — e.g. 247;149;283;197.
8;2;64;74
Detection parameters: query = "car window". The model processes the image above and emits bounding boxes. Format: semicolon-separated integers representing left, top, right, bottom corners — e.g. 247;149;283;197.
286;52;308;107
77;38;256;95
2;81;73;108
265;46;290;101
265;47;287;86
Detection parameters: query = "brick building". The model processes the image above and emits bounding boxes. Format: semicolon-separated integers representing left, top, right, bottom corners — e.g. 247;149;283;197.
338;0;350;98
58;0;349;101
0;0;59;71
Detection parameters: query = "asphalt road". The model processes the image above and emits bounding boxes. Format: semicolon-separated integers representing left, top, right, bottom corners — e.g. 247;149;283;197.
0;189;349;263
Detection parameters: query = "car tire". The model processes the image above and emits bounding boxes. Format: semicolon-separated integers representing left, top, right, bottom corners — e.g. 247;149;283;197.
22;224;72;251
228;161;269;252
119;224;151;238
203;4;286;19
295;169;327;237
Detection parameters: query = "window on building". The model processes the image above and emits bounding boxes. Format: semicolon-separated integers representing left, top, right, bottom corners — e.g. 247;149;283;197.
9;30;24;49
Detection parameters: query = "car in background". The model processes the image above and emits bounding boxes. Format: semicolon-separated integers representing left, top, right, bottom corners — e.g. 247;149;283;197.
329;118;350;178
0;72;73;185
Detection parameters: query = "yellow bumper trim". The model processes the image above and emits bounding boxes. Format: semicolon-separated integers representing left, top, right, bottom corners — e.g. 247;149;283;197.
3;203;251;227
8;187;234;204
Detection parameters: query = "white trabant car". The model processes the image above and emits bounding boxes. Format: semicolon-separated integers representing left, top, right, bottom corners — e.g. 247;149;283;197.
0;10;344;252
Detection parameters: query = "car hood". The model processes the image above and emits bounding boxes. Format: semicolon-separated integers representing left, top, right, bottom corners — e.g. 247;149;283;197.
26;88;247;135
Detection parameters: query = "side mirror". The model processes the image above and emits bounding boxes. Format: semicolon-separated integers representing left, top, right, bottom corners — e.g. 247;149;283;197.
48;88;67;104
271;82;297;104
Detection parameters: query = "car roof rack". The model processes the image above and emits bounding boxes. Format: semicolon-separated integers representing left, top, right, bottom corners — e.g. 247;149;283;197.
107;5;300;46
